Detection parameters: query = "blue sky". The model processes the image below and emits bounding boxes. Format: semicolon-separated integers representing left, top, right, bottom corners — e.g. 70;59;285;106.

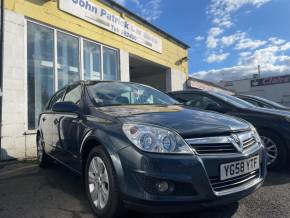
114;0;290;83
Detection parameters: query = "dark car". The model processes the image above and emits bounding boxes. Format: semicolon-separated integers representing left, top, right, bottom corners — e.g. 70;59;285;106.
235;94;290;111
169;90;290;170
38;81;266;217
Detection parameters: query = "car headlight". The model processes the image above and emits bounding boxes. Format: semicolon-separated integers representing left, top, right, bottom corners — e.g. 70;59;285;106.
122;123;194;154
250;125;262;146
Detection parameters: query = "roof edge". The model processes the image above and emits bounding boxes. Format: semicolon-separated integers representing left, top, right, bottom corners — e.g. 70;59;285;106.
188;77;233;92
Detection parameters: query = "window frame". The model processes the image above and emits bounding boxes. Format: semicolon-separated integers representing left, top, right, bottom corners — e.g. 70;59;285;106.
26;19;120;130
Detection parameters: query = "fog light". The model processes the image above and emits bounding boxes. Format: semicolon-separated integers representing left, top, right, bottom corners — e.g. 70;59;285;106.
156;181;169;192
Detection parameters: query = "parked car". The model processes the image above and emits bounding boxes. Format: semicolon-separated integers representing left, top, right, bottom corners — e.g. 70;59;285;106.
235;94;290;111
168;90;290;170
38;81;266;217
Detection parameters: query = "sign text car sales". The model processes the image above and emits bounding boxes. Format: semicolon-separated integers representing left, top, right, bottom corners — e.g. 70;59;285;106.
59;0;163;53
251;75;290;87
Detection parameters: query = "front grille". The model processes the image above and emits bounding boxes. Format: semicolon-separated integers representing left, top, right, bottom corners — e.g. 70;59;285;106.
209;170;260;192
190;143;237;154
243;136;256;150
185;131;257;155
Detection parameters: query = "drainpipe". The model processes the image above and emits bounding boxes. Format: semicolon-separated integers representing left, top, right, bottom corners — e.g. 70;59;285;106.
0;0;4;158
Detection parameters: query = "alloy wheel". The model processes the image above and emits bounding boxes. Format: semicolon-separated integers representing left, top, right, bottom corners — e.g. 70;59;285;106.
88;156;110;209
261;136;278;166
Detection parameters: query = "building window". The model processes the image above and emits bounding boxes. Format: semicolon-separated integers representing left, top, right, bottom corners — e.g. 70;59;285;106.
57;32;80;89
27;21;119;129
103;47;119;81
83;40;101;80
27;22;54;129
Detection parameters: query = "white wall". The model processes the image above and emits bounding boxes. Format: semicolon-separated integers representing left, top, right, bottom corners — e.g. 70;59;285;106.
1;10;36;161
119;49;130;82
220;78;290;106
166;68;187;92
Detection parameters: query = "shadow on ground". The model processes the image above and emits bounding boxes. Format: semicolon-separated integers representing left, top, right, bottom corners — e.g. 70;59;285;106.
2;161;290;218
263;166;290;187
0;162;239;218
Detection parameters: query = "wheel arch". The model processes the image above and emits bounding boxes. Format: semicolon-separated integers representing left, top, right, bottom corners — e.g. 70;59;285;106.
256;126;289;151
80;132;124;190
80;137;102;170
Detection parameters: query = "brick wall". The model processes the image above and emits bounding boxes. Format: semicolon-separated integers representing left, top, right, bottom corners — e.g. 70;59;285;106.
1;10;36;160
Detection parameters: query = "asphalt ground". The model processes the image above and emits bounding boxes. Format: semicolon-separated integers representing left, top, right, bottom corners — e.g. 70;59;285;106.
0;161;290;218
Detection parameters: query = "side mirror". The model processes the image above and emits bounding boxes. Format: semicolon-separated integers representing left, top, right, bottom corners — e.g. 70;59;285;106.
52;101;80;114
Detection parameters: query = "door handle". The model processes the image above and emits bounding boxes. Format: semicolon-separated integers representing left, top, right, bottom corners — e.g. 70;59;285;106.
54;119;59;125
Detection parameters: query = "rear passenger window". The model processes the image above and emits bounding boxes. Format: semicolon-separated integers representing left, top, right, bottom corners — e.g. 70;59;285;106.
64;85;82;105
172;94;201;103
186;95;221;110
48;89;66;110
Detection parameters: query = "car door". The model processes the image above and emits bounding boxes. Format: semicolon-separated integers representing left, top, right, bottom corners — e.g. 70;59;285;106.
40;88;66;155
53;84;83;170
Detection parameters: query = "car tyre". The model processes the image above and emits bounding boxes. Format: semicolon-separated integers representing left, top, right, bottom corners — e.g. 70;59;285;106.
37;134;53;168
258;129;287;170
85;146;124;218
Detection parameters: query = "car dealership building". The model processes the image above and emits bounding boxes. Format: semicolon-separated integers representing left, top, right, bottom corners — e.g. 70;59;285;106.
0;0;189;160
219;74;290;107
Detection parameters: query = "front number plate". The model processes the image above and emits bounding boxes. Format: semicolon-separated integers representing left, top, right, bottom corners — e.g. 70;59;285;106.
220;155;260;181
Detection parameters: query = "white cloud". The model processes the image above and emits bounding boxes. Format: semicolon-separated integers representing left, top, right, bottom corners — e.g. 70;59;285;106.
220;35;237;47
209;27;224;37
220;32;245;47
139;0;163;22
207;37;219;49
206;27;224;48
239;51;252;57
278;56;290;65
193;64;290;83
195;36;205;41
206;53;230;63
193;43;290;82
269;37;286;45
280;42;290;51
208;0;271;29
235;38;267;50
239;46;279;66
114;0;162;22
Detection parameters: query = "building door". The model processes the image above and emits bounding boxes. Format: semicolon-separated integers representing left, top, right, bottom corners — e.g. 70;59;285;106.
129;55;169;92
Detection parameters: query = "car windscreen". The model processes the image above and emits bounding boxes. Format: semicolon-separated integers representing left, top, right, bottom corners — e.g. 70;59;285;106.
86;82;179;107
210;92;255;109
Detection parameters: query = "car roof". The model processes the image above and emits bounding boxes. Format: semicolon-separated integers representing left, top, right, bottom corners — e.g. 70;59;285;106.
68;80;146;87
168;89;207;94
235;94;256;98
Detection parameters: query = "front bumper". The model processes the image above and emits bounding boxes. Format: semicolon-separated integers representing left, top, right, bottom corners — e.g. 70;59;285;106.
115;144;267;212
